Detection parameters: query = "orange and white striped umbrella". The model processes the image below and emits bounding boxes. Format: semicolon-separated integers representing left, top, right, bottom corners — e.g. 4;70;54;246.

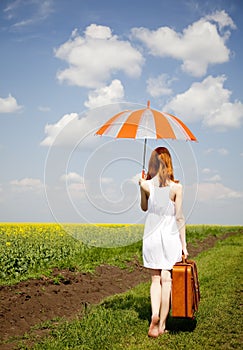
96;101;197;141
95;101;197;175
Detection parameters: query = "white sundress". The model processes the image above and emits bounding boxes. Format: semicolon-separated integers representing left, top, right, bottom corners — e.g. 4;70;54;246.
142;180;182;270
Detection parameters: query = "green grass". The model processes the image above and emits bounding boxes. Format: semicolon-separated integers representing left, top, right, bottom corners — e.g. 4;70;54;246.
186;224;241;243
0;223;143;285
0;224;242;285
20;232;242;350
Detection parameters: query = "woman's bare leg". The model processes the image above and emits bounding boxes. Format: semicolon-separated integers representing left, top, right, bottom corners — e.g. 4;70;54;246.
159;269;172;334
148;269;161;337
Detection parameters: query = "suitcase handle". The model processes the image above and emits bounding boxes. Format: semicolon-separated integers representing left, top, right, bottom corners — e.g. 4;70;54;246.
182;254;187;263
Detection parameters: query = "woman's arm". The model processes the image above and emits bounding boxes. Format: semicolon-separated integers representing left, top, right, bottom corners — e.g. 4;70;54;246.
174;184;188;258
139;179;149;211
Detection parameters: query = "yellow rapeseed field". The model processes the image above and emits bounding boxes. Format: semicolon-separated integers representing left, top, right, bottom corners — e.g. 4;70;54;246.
0;223;144;284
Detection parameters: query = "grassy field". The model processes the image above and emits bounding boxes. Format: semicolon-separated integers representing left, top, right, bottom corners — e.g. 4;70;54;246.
17;231;242;350
0;223;242;285
0;224;242;349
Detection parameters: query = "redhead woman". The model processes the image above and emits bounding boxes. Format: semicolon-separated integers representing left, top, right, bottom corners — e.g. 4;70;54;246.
139;147;188;338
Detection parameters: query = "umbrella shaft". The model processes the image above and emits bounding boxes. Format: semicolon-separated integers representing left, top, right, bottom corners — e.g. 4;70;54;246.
143;138;147;170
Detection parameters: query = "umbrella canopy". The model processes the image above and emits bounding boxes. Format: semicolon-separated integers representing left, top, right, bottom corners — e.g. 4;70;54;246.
95;101;197;176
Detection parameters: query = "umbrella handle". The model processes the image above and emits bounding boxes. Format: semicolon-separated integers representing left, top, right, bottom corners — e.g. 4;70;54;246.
142;139;147;179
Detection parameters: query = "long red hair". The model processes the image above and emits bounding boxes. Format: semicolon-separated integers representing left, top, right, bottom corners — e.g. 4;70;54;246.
147;147;177;186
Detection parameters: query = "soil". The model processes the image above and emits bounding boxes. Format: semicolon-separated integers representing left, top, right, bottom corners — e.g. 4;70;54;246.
0;231;238;349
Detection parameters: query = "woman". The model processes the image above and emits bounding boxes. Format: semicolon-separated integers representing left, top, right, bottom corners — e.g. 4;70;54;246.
139;147;188;338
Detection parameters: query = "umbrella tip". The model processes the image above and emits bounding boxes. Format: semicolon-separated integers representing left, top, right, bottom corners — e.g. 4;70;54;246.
147;100;150;109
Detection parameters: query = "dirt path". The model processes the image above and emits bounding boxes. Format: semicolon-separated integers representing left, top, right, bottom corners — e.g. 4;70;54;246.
0;231;238;349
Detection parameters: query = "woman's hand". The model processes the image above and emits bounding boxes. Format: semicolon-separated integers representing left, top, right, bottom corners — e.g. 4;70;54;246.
182;246;189;260
139;177;146;186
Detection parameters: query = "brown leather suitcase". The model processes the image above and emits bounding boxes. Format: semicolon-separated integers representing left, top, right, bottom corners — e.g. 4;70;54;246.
171;257;200;318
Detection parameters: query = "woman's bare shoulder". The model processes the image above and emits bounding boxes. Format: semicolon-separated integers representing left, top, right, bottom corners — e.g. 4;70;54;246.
170;181;183;192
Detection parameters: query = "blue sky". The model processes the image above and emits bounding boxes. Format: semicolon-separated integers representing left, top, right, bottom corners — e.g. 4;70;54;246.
0;0;242;225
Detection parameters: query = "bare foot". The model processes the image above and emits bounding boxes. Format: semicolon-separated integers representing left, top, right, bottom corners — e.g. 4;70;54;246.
158;327;169;335
148;314;160;338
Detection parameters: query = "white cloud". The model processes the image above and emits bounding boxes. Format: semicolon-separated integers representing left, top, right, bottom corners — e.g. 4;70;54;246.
38;105;51;112
131;10;235;77
39;0;54;18
201;168;221;182
5;0;54;28
192;182;243;202
204;147;229;156
60;172;83;183
40;109;106;149
202;168;211;174
13;19;35;28
55;24;144;88
68;183;85;193
40;103;133;149
100;177;114;184
10;177;44;193
204;10;236;32
206;174;222;182
0;94;22;113
146;74;173;97
85;23;112;39
203;148;213;155
164;75;243;130
205;100;243;129
84;79;124;109
40;113;78;146
217;148;229;156
4;1;19;16
66;175;115;200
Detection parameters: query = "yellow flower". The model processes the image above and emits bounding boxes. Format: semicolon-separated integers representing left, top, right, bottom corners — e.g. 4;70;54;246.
6;241;11;246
